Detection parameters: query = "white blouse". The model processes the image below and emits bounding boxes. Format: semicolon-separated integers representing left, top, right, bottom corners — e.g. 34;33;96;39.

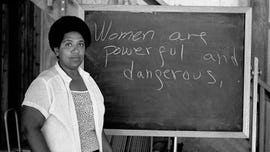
22;63;105;152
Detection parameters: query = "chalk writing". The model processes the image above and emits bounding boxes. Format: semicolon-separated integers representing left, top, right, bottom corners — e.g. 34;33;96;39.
202;48;238;66
94;20;155;42
168;31;207;45
123;60;219;90
104;45;152;67
92;20;240;91
158;45;184;68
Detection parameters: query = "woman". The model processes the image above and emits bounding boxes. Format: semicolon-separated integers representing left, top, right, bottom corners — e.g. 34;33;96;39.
21;16;113;152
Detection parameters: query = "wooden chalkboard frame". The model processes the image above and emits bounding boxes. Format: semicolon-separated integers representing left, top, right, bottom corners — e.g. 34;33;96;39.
79;5;252;138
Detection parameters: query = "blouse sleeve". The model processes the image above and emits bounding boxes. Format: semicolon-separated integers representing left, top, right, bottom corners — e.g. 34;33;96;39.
22;78;51;119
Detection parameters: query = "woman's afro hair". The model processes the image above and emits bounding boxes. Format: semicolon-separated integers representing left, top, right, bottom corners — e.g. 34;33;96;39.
48;16;91;51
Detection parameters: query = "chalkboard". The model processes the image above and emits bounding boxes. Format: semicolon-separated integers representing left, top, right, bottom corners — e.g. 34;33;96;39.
82;5;252;138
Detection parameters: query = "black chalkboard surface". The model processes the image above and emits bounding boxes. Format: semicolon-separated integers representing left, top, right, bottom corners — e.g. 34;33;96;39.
82;5;252;138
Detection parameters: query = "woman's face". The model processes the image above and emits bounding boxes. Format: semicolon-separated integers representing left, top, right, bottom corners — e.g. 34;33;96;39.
54;31;85;71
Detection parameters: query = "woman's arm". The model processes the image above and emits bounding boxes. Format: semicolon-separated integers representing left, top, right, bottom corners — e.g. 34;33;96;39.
21;106;50;152
102;130;113;152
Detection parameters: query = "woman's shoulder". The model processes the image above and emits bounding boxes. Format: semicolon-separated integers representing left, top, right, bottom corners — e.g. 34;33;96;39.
37;66;60;82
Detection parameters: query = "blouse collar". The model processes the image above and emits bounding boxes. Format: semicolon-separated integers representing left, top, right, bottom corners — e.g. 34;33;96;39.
55;62;89;83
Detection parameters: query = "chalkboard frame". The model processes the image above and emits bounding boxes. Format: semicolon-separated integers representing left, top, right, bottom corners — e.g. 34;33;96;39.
79;5;252;138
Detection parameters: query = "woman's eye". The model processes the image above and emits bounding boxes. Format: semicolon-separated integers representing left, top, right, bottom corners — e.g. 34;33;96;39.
79;42;85;47
65;43;72;48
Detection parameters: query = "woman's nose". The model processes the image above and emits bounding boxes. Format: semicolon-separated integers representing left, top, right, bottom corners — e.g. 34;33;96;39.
72;45;80;53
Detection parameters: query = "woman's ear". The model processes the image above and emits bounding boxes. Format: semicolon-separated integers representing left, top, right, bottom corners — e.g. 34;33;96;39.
54;48;59;57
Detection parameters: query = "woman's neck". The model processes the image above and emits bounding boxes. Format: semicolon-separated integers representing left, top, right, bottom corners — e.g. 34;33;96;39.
66;70;81;80
58;62;81;80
